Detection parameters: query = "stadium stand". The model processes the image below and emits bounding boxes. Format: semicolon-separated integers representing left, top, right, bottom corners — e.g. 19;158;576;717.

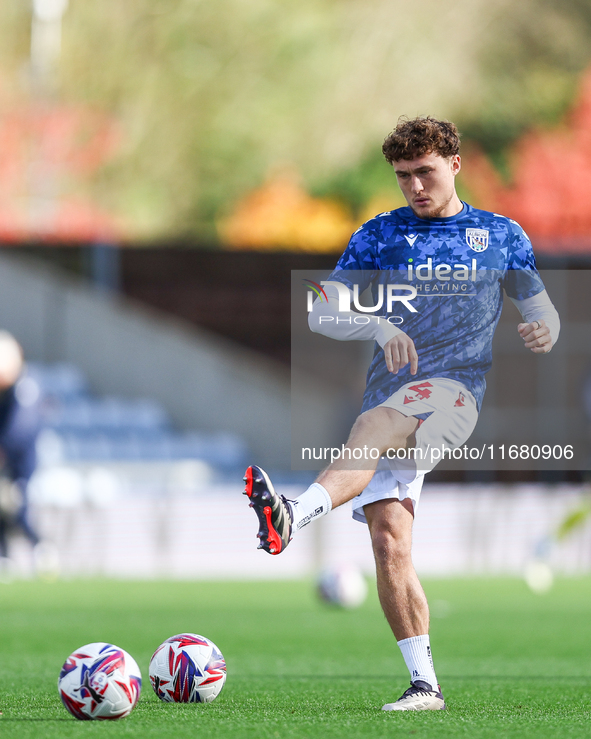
28;362;248;471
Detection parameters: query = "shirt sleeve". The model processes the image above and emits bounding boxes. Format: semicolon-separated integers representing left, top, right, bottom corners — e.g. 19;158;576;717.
309;217;404;346
308;283;402;346
326;218;380;294
501;219;546;300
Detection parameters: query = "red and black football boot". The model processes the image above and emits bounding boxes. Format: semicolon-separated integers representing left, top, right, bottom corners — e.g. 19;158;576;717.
243;465;293;555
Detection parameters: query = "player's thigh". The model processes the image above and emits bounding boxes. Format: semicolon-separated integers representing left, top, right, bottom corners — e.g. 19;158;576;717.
347;406;419;451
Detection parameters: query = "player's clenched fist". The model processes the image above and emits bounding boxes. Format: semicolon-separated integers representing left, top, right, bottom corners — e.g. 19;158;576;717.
383;333;418;375
517;319;553;354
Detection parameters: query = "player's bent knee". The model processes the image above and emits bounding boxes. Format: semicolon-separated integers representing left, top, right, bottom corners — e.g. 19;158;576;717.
369;521;412;568
365;499;414;565
348;410;380;439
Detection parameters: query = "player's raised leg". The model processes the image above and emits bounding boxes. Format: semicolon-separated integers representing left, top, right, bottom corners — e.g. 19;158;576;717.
243;407;418;554
364;498;445;711
315;407;419;507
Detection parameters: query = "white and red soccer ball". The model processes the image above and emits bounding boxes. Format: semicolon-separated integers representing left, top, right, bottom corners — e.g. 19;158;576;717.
58;642;142;720
149;633;226;703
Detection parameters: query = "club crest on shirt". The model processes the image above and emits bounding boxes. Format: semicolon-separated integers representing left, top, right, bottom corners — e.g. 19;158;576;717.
466;228;489;252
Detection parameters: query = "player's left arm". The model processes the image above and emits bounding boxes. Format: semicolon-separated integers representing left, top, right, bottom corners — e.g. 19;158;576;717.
504;219;560;354
511;290;560;354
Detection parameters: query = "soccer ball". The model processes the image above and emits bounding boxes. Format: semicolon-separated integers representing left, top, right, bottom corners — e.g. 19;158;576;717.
149;633;226;703
58;642;141;720
524;559;554;594
317;565;368;608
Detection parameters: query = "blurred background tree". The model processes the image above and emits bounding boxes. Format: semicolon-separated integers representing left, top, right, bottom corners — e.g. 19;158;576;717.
459;0;591;178
2;0;591;246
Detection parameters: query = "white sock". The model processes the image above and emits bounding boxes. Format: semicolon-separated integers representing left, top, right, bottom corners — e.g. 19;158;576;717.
289;483;333;531
397;635;438;691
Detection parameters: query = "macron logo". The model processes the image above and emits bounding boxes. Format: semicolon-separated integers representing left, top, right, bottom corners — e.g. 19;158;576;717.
404;233;418;247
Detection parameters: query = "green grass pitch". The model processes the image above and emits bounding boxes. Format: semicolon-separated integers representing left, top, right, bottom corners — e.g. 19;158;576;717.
1;576;591;738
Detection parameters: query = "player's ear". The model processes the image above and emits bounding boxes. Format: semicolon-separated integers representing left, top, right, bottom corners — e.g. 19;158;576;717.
450;154;461;176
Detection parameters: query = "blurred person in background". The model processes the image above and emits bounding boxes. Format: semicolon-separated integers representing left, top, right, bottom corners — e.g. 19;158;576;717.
0;331;46;575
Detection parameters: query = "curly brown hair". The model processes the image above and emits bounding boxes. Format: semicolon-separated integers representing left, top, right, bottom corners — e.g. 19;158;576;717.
382;116;460;163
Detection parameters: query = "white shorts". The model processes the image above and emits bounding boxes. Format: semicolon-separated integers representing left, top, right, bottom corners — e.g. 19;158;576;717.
352;378;478;524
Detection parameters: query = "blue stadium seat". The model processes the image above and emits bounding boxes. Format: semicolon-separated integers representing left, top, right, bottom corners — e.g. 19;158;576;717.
32;362;249;468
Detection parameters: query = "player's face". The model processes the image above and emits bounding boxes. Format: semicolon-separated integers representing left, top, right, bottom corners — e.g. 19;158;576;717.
392;152;462;219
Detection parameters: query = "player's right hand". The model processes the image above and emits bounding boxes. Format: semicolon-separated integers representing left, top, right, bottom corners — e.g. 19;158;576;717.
382;333;418;375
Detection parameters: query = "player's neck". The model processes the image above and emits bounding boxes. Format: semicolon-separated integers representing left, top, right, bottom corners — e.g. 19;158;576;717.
439;193;464;218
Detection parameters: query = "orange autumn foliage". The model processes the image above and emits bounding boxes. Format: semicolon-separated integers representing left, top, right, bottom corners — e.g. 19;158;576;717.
218;171;355;252
462;67;591;252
